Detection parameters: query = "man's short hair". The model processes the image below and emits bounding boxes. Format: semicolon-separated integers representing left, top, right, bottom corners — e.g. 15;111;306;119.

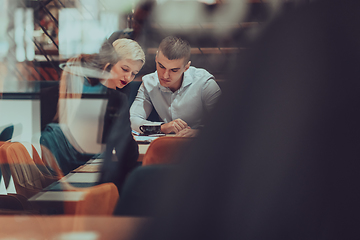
158;36;191;65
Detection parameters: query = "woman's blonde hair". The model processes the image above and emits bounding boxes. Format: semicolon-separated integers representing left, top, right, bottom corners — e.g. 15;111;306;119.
112;38;145;65
70;38;145;86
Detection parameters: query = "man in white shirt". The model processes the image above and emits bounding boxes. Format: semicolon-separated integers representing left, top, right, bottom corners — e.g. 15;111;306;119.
130;36;221;137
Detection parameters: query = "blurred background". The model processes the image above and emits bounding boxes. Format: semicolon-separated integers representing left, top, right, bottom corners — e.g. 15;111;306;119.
0;0;311;151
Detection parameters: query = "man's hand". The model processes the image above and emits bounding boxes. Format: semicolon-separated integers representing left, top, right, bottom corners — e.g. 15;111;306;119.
176;127;199;137
161;118;188;134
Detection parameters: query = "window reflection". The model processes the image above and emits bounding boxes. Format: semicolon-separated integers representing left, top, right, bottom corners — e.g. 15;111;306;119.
0;0;313;238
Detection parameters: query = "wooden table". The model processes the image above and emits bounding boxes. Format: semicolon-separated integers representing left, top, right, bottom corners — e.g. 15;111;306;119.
28;156;104;213
0;215;146;240
28;141;151;213
28;172;102;214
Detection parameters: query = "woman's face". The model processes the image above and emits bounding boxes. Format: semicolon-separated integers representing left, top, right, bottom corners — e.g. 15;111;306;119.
106;59;143;89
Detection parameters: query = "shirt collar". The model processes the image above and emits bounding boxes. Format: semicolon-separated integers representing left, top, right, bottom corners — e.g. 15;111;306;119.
157;68;193;93
182;69;193;89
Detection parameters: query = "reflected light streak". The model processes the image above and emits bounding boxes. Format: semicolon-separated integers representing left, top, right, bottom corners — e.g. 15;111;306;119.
59;61;113;80
153;0;284;38
59;3;121;58
25;8;34;61
14;8;25;62
54;231;99;240
59;8;83;58
0;175;7;195
154;0;248;36
0;0;9;61
14;8;34;62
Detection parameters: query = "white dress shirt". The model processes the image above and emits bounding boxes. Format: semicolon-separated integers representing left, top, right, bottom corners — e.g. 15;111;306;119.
130;66;221;132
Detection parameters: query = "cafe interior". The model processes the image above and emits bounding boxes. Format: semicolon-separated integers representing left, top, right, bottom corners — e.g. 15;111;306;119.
1;0;360;239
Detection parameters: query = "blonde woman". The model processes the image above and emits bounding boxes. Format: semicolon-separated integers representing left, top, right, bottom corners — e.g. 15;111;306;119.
41;38;145;189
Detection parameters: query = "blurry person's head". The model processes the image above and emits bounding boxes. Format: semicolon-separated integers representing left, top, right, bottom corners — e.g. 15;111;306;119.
132;0;156;39
134;1;360;240
84;38;145;89
155;36;191;92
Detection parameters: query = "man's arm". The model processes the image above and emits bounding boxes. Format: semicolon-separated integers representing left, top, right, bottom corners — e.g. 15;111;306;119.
174;77;221;137
202;78;222;112
130;83;163;132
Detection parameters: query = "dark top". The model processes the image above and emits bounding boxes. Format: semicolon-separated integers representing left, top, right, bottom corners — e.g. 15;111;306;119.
41;83;138;190
98;87;139;192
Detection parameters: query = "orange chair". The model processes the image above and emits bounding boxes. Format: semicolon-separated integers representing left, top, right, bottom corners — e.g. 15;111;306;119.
0;142;119;215
0;142;58;199
64;182;119;215
39;144;120;215
142;137;192;166
0;142;35;213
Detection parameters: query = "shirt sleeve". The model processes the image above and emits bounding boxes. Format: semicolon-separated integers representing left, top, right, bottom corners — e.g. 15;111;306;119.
130;82;163;132
202;77;222;112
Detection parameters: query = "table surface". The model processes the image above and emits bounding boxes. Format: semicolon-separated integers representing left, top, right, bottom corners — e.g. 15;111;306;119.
29;142;151;204
138;143;150;155
138;143;149;162
0;215;146;240
59;172;101;183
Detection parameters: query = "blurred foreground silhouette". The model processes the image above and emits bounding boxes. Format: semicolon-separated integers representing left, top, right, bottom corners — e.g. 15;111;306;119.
132;0;360;239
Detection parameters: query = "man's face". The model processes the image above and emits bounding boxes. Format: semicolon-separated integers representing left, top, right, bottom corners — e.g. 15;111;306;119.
155;51;190;92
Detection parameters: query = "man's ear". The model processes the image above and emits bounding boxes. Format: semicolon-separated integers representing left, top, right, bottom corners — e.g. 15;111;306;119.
155;52;158;63
184;61;191;71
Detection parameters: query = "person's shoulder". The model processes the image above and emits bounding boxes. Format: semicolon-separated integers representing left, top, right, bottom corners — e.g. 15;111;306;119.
188;66;214;83
142;71;157;80
141;71;159;89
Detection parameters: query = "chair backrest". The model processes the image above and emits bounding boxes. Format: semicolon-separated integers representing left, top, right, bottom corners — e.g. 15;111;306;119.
34;142;119;215
0;142;59;198
142;137;192;166
64;182;119;215
0;125;14;142
0;142;119;215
